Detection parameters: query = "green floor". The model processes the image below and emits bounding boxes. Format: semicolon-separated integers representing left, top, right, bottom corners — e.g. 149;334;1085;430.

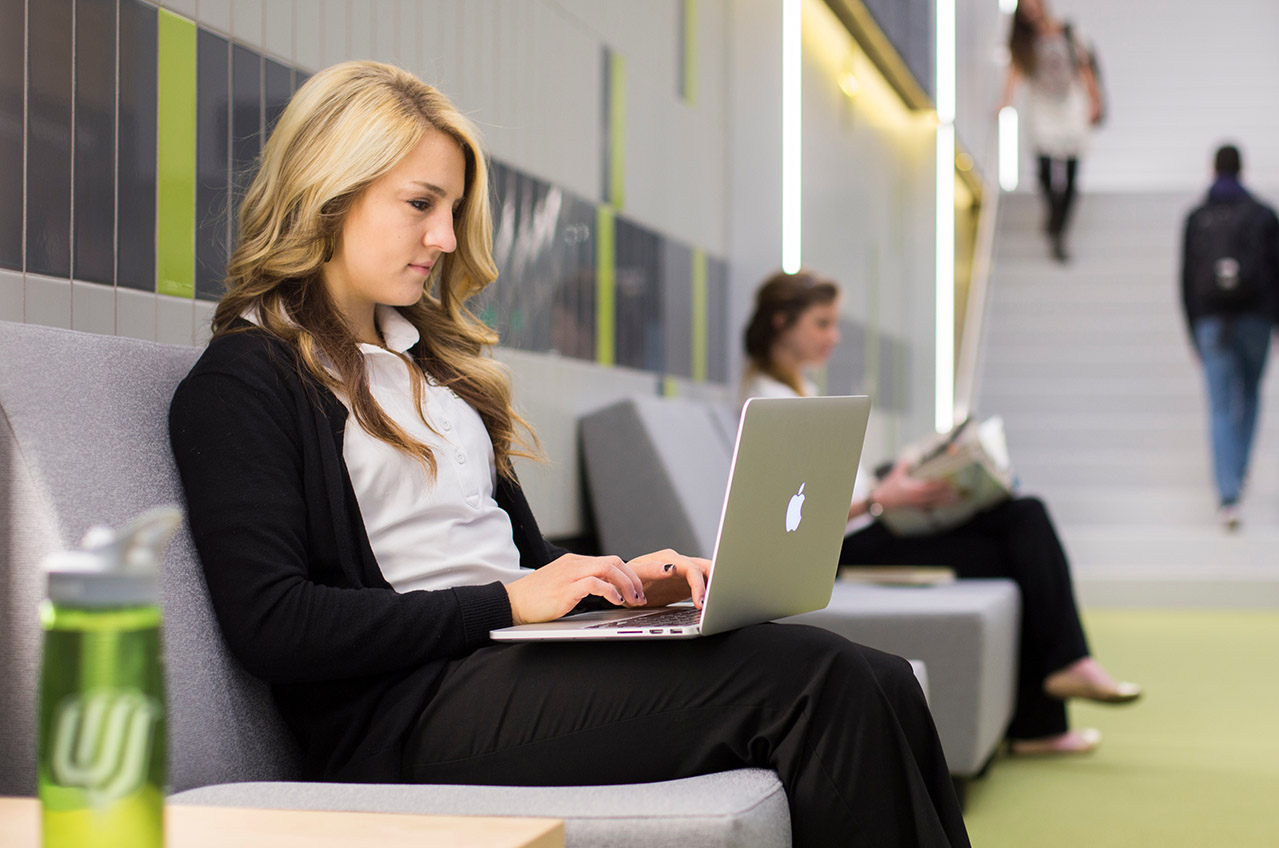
962;610;1279;847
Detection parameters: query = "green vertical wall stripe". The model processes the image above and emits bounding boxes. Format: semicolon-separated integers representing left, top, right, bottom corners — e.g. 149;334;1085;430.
595;205;616;365
662;376;679;398
156;9;197;298
691;248;708;382
683;0;698;105
608;52;626;209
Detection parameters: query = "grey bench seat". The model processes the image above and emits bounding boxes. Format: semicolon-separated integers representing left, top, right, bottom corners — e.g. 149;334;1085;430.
581;395;1019;779
0;321;789;848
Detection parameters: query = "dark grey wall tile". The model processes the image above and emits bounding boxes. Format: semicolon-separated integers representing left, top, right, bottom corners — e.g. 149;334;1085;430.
614;216;663;373
0;0;24;270
826;318;866;396
706;256;729;382
27;0;73;277
117;0;157;291
73;0;117;284
661;240;693;378
196;28;229;300
230;43;261;237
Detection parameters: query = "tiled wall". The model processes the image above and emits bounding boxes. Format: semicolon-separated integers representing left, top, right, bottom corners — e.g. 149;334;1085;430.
0;0;730;382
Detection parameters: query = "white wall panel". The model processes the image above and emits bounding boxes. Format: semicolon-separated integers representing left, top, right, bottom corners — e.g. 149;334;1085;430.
320;0;346;68
200;0;233;36
349;0;372;59
25;275;72;330
116;289;157;342
1018;0;1279;192
396;0;422;80
497;348;660;538
262;0;293;61
232;0;264;49
727;0;784;390
156;295;195;346
71;281;116;336
295;0;323;71
0;270;23;323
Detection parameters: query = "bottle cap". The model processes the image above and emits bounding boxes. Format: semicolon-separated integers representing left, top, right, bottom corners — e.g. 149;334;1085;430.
45;507;183;607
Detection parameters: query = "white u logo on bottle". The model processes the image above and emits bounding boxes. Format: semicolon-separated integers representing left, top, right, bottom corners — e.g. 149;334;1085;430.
50;690;160;801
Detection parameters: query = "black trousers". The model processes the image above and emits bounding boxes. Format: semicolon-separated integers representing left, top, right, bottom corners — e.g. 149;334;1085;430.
1037;155;1079;237
839;497;1090;740
403;623;970;848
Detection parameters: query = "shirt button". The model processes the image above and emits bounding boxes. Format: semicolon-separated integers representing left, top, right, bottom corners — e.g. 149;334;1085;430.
441;419;452;431
455;451;467;464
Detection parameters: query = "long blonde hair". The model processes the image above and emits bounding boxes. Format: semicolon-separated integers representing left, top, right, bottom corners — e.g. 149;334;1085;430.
212;60;538;479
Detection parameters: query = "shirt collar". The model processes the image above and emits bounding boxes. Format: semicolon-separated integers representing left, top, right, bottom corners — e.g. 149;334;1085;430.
241;303;420;355
370;305;420;354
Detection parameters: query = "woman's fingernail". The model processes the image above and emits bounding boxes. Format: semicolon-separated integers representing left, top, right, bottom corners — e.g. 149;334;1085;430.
634;591;642;601
663;563;674;573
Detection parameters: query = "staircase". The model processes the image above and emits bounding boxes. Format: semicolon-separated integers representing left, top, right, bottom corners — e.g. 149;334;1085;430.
977;191;1279;608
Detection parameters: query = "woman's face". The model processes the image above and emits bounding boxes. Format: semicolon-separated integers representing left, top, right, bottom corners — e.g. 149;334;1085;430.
324;127;465;327
776;300;841;368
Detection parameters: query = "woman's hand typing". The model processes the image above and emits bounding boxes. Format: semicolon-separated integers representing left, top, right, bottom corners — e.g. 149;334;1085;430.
505;554;647;625
625;549;712;610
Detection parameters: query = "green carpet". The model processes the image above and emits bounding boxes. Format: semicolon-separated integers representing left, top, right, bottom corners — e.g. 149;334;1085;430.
962;610;1279;847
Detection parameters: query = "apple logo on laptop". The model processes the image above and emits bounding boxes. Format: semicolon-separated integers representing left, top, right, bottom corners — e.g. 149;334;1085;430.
785;483;806;532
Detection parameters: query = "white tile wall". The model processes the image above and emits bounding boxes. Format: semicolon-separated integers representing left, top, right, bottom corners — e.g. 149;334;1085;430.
294;0;322;71
321;0;346;67
349;0;372;58
200;0;233;36
71;281;118;336
193;299;218;346
160;0;199;19
156;295;196;346
0;269;23;323
232;0;264;49
372;0;397;66
396;0;421;78
421;0;459;95
262;0;294;61
498;348;661;538
116;288;158;342
25;275;72;330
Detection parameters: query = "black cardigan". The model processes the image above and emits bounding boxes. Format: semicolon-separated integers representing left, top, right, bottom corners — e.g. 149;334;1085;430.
168;325;565;781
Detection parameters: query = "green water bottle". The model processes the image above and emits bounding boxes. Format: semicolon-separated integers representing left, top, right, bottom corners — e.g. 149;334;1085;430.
37;507;181;848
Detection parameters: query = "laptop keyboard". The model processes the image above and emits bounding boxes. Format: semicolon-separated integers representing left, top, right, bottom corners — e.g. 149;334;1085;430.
584;607;702;629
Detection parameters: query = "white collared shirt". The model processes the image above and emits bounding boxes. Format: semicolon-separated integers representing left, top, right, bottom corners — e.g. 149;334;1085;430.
246;305;524;592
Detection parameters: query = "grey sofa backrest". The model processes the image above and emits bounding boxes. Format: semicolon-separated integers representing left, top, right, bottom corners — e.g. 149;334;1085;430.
580;396;735;560
0;321;301;796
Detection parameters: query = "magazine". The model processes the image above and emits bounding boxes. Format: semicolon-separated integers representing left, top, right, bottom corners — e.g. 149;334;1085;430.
877;416;1015;537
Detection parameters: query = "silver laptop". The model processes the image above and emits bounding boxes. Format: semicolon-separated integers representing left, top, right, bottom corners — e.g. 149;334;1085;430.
490;395;870;641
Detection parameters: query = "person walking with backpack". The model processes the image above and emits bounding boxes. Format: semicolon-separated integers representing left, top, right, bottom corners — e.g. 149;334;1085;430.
1181;144;1279;530
1001;0;1103;262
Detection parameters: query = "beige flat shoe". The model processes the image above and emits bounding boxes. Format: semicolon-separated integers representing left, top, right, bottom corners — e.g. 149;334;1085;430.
1010;728;1102;756
1044;671;1143;704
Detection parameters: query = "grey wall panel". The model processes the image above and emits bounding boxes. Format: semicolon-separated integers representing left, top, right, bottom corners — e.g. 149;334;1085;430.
196;29;230;300
73;0;117;285
230;43;261;243
661;240;693;378
117;0;156;291
706;256;728;383
0;0;24;269
26;0;73;278
614;217;663;373
860;0;934;101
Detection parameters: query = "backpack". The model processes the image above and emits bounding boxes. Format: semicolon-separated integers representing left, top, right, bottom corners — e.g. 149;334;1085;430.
1064;22;1106;126
1186;200;1270;314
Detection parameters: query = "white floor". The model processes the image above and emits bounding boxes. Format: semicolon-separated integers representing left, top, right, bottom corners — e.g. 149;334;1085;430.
977;191;1279;607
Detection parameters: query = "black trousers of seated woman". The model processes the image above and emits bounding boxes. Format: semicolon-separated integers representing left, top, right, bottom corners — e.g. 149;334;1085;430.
839;496;1090;741
403;623;970;848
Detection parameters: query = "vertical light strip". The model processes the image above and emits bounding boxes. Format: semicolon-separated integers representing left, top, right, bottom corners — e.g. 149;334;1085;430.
934;0;956;432
999;106;1019;191
781;0;801;274
156;9;196;298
